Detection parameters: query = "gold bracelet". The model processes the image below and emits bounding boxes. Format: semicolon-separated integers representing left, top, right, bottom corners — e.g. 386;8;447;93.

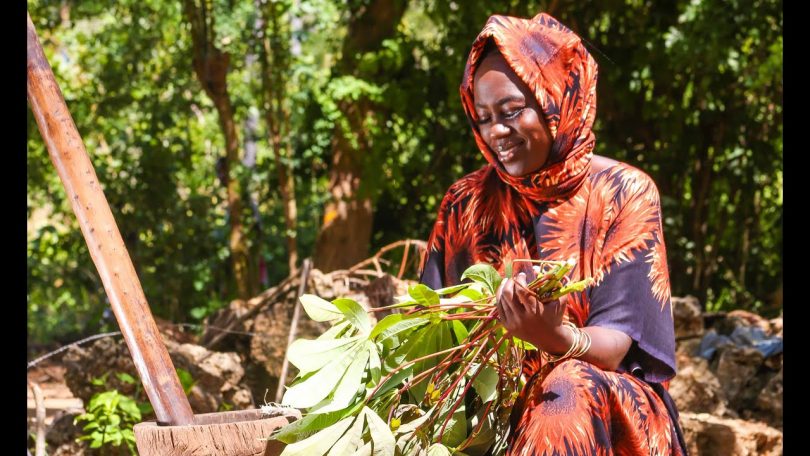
541;321;590;363
541;321;579;363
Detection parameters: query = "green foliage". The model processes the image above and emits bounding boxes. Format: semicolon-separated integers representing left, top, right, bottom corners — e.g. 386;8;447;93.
75;390;141;454
272;263;563;454
28;0;782;347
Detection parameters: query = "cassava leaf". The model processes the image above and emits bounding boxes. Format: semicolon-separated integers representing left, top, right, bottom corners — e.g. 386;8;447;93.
287;335;364;375
408;284;440;306
300;294;344;322
279;415;355;456
427;443;453;456
271;401;364;444
311;342;371;413
282;341;365;409
333;298;372;335
327;413;365;456
470;363;499;404
364;406;396;456
432;283;472;296
460;264;502;295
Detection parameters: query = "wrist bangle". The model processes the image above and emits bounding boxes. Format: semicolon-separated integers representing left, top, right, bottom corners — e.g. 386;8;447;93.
541;321;591;363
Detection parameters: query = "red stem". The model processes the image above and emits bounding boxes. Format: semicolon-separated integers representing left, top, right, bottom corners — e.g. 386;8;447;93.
437;334;507;443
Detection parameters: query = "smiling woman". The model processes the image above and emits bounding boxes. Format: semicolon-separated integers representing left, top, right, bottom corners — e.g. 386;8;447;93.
472;40;553;177
420;12;687;456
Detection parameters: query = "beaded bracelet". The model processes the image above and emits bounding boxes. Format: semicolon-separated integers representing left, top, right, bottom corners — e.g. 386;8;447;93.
541;321;591;363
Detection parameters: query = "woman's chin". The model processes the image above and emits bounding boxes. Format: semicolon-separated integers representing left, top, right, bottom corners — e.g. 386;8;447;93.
502;163;533;177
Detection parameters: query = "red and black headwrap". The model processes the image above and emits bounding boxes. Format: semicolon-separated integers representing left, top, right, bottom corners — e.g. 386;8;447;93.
460;12;599;202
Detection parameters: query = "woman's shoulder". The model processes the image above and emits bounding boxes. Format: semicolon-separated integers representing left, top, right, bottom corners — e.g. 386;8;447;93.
590;155;660;197
441;164;494;201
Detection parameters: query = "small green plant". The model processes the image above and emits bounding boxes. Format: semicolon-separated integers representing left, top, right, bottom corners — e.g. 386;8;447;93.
74;390;141;454
74;368;195;454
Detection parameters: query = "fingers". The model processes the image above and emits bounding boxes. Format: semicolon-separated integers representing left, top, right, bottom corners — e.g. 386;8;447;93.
513;272;538;313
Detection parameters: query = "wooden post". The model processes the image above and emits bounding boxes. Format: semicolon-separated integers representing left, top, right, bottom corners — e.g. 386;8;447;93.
27;13;194;426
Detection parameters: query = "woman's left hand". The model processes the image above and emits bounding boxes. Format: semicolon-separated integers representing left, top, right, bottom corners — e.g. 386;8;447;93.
496;271;571;354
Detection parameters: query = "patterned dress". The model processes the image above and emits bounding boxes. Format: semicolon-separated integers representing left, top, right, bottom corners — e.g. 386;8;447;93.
420;12;686;456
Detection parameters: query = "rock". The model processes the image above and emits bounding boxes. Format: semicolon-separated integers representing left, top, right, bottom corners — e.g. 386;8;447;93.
679;412;782;456
248;298;325;402
755;369;783;429
45;411;82;447
714;310;770;336
63;337;140;402
675;336;702;360
713;345;765;412
50;440;88;456
672;296;704;339
200;299;253;351
768;317;782;338
63;336;255;416
669;357;727;416
164;340;254;412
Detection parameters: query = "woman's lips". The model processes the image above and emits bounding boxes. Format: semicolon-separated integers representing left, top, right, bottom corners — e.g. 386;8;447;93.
496;142;522;163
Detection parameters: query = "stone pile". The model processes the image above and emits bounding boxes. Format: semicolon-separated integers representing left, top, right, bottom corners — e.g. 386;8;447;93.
669;296;783;455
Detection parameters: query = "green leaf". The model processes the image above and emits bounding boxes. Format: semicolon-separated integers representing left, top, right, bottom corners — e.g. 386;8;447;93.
470;364;499;404
282;341;366;409
279;415;355;456
451;320;469;344
512;337;538;351
287;335;364;375
369;313;403;340
300;294;344;322
408;284;440;306
432;283;471;296
115;372;137;385
333;298;371;335
458;284;486;302
370;364;413;401
460;264;502;295
368;343;382;384
327;413;365;456
175;368;195;395
271;401;364;445
312;342;371;413
427;443;453;456
436;381;467;447
319;320;352;340
372;315;429;347
116;396;142;422
350;442;373;456
364;406;396;456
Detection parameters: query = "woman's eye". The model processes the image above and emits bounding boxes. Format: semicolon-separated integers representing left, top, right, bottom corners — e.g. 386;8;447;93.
504;108;524;119
476;116;491;125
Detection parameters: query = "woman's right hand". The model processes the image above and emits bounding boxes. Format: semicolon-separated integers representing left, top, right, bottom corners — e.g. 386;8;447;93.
495;271;572;355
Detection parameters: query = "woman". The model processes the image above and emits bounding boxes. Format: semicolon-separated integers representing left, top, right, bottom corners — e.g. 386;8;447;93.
420;12;687;455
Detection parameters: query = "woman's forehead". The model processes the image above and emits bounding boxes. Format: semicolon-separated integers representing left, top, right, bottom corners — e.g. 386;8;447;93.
473;53;533;103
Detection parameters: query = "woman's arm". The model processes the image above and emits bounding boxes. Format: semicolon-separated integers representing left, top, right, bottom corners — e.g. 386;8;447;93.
496;272;631;371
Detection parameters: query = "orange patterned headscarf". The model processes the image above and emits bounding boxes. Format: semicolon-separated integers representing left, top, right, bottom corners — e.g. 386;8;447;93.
460;13;598;202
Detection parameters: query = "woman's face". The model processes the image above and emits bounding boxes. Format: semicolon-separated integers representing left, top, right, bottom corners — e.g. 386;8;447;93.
473;51;553;177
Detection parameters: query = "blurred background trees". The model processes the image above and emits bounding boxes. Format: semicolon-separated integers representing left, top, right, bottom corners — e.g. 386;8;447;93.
27;0;782;345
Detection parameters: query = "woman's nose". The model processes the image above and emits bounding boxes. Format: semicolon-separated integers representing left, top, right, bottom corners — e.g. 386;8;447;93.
489;121;511;138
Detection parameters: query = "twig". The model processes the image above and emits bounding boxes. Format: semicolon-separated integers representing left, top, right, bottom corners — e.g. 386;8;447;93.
397;239;411;279
29;381;46;456
275;258;312;403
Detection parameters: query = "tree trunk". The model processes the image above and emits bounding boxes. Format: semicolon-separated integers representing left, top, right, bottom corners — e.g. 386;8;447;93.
258;0;299;275
183;0;253;299
313;0;408;272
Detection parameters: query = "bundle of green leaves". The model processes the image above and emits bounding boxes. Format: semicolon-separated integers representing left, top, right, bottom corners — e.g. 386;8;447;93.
270;260;591;455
